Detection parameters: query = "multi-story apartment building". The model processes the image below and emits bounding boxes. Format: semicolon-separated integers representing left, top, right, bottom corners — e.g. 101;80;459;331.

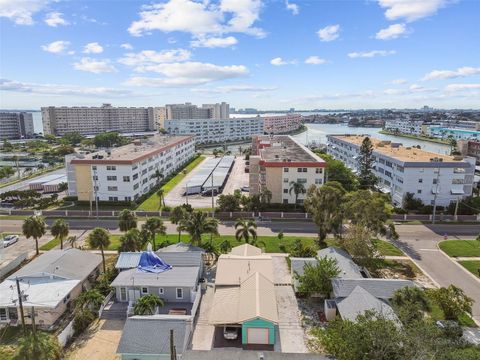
41;104;158;136
0;112;34;140
164;117;264;144
164;102;229;120
458;140;480;163
327;135;476;207
384;119;428;136
249;135;326;204
66;135;195;202
427;127;480;141
263;113;303;134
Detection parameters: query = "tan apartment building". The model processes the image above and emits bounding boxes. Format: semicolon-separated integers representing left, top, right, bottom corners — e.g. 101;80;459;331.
263;113;302;134
249;135;326;204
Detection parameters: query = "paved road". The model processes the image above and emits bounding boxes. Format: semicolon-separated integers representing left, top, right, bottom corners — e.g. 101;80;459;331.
394;225;480;323
0;168;66;193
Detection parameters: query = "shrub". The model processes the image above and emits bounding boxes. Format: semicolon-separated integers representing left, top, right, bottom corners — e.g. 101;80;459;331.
73;309;96;336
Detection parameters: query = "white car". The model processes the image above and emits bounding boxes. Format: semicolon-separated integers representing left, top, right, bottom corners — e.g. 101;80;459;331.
223;326;239;340
2;235;19;247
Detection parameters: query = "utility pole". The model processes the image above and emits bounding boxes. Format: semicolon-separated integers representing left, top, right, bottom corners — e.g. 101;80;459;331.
93;167;99;220
15;277;26;335
170;329;176;360
211;169;215;218
454;197;460;220
431;159;441;224
31;307;36;338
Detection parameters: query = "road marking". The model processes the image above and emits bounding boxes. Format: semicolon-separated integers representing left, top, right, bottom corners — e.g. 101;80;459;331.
419;248;439;251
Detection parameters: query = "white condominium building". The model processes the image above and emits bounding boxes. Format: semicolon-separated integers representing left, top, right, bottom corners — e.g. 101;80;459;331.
263;113;303;134
0;112;34;140
327;135;475;207
164;117;264;144
384;119;427;136
164;102;229;120
66;135;195;202
42;104;159;136
249;135;326;204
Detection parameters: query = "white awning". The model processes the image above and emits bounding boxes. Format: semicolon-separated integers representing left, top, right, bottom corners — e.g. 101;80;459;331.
451;189;465;195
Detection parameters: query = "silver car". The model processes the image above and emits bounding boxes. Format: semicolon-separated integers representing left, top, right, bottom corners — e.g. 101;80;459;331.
2;235;19;247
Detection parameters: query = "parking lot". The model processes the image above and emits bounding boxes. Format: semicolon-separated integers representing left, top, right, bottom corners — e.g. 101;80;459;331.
164;155;249;209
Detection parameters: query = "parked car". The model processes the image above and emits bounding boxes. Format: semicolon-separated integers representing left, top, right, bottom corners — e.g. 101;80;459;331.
241;186;249;192
202;189;218;196
2;235;19;247
223;326;239;340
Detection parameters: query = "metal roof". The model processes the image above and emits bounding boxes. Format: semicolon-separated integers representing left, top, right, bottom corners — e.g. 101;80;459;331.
111;266;199;288
215;255;274;285
115;250;203;269
332;278;417;299
11;248;102;281
336;286;399;323
158;242;204;253
117;316;188;355
230;244;262;257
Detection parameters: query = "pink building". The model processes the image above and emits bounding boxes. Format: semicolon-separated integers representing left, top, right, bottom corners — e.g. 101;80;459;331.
263;114;302;134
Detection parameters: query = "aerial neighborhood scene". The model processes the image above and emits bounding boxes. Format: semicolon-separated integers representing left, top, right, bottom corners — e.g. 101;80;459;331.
1;0;480;359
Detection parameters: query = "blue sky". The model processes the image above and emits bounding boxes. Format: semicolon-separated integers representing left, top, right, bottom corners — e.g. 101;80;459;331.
1;0;479;110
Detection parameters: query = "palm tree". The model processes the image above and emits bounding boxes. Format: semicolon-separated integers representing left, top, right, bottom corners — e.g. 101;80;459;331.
118;209;137;232
289;181;306;209
151;169;163;184
260;188;272;204
141;217;166;251
50;219;69;250
156;188;166;209
178;211;219;246
15;331;61;360
87;227;110;272
170;206;187;242
22;215;46;255
67;235;77;249
234;219;258;244
119;229;145;252
133;294;165;315
219;239;232;254
76;288;105;311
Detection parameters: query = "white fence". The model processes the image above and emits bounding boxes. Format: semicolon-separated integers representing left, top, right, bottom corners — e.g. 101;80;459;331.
98;290;115;318
57;318;75;347
0;252;28;280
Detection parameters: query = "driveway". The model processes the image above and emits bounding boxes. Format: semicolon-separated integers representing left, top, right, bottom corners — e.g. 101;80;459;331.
394;225;480;324
272;255;307;353
222;156;249;195
67;319;124;360
190;283;215;350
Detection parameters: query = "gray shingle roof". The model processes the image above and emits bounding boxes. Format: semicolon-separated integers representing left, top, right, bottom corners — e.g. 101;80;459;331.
111;266;199;288
116;251;203;269
290;257;318;277
336;286;399;323
117;317;188;355
332;278;417;299
317;247;363;279
10;248;101;281
158;242;204;253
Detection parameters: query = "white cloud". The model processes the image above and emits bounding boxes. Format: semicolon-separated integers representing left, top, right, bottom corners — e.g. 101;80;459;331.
317;24;340;42
348;50;396;58
0;78;133;97
285;1;299;15
44;12;69;27
409;84;437;93
422;66;480;81
391;78;407;84
192;84;278;93
41;41;71;54
270;57;296;66
375;23;407;40
445;83;480;92
73;58;117;73
120;43;133;50
0;0;51;25
191;36;238;48
118;49;192;68
125;61;249;86
128;0;264;39
384;88;407;95
377;0;451;22
83;42;104;54
305;56;326;65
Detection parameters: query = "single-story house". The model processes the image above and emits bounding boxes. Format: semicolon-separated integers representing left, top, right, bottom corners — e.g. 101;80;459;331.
117;315;193;360
0;249;102;328
331;278;417;299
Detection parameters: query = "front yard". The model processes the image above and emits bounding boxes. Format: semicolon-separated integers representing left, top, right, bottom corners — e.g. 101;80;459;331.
439;240;480;257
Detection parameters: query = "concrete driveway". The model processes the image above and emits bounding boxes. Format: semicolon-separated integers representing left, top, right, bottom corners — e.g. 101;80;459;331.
67;319;124;360
191;284;215;350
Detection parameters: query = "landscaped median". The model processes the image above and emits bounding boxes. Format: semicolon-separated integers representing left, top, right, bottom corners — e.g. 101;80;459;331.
439;240;480;278
136;155;205;211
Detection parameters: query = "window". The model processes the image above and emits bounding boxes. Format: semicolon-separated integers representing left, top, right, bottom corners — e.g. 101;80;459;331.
284;168;289;173
452;178;464;184
92;175;98;181
297;168;307;173
176;288;183;299
108;196;118;201
106;166;116;171
283;199;288;204
283;189;288;194
0;308;7;321
417;190;422;194
418;179;423;183
133;173;138;180
125;196;131;201
107;176;117;181
315;178;322;185
159;288;164;295
141;287;148;295
92;166;97;170
133;183;139;190
433;179;438;185
283;178;289;183
123;176;130;182
107;186;118;191
297;178;307;184
315;168;323;174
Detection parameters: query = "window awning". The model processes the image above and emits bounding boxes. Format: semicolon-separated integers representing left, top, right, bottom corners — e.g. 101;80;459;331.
451;189;465;195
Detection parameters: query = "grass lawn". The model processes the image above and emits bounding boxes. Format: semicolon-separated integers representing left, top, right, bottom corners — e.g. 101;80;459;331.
439;240;480;257
427;296;477;327
105;233;318;252
39;237;60;251
458;260;480;278
326;238;403;257
137;155;205;211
